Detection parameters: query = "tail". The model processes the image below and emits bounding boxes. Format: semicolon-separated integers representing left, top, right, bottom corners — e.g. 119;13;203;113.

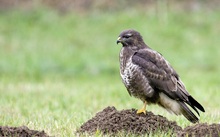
179;97;205;123
158;92;205;123
175;79;205;122
179;102;199;123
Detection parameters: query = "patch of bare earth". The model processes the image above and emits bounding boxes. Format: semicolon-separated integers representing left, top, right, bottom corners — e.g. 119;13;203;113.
177;123;220;137
77;106;182;135
77;106;220;136
0;126;49;137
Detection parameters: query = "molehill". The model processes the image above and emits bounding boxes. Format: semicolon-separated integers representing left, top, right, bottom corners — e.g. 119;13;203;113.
0;126;49;137
77;106;220;136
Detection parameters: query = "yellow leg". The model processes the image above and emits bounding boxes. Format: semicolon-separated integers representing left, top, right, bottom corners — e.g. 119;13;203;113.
137;101;147;114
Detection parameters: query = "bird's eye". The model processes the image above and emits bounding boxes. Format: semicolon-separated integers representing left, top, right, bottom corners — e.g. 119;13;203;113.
124;34;132;38
124;35;130;38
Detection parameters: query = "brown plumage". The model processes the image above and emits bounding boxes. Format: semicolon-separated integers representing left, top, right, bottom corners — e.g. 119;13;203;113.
116;29;205;123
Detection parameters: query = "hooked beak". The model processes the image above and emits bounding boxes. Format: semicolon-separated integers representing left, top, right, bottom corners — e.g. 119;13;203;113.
116;37;121;44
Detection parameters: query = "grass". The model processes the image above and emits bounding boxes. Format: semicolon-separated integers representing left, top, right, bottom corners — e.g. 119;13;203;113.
0;7;220;136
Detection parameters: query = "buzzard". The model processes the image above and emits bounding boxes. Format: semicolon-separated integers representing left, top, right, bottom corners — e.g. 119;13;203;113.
116;29;205;123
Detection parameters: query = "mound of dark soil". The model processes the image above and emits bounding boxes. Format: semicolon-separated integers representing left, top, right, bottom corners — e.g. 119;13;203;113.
77;106;220;136
0;126;49;137
177;123;220;137
77;106;182;135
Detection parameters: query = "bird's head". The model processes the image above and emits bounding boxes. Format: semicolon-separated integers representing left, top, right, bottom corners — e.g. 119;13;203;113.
117;29;146;48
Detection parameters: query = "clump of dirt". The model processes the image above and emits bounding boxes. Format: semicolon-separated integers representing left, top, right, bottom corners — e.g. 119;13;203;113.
177;123;220;137
0;126;49;137
77;106;220;136
77;106;182;135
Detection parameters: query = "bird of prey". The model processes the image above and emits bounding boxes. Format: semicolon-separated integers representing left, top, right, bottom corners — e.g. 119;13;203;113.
116;29;205;123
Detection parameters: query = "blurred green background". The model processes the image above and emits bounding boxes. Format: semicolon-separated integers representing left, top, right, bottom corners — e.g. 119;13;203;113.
0;0;219;136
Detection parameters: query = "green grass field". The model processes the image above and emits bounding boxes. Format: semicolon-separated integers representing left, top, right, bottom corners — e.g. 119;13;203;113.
0;8;220;136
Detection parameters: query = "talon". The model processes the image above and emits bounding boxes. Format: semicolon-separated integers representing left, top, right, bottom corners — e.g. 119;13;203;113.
136;101;147;114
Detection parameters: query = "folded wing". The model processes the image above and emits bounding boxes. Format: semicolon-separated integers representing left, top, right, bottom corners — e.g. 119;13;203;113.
132;49;205;122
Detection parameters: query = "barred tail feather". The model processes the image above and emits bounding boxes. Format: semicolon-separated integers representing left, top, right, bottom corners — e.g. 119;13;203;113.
179;102;199;123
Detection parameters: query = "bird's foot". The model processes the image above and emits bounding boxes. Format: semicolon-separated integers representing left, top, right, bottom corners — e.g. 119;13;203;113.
136;101;147;114
136;108;146;114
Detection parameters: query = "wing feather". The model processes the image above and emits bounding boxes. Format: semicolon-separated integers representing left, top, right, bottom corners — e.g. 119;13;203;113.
132;48;205;113
132;49;189;102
